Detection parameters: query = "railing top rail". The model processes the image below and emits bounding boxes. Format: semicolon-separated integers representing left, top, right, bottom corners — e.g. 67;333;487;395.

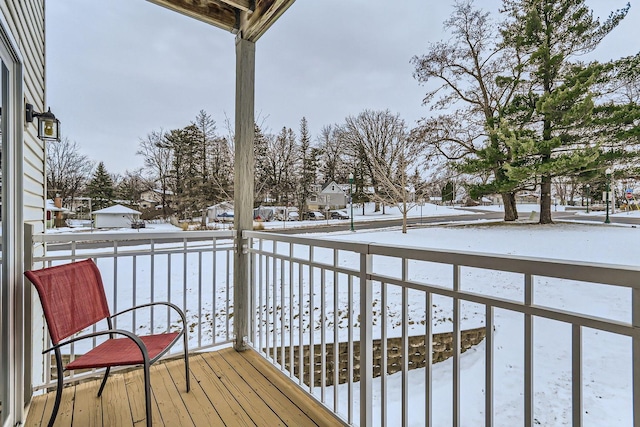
246;231;640;288
370;243;640;288
33;229;234;244
244;230;372;253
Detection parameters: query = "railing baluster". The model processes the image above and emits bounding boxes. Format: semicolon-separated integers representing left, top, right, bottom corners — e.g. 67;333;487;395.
198;251;202;347
486;305;494;427
132;256;137;333
453;264;461;427
359;252;373;427
150;240;155;334
166;253;171;333
348;273;354;425
425;291;432;427
321;267;326;402
258;243;264;357
309;247;315;393
333;249;339;413
381;282;388;427
299;259;304;386
272;254;277;363
634;286;640;427
402;265;409;427
213;238;218;344
572;324;582;427
289;243;294;378
525;273;533;427
281;258;286;372
226;246;230;341
265;254;271;360
183;239;188;339
113;242;119;328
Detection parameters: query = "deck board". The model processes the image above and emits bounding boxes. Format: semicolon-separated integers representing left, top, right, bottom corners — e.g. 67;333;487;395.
25;348;346;427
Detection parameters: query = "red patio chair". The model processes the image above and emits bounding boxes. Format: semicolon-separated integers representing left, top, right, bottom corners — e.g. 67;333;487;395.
25;259;190;427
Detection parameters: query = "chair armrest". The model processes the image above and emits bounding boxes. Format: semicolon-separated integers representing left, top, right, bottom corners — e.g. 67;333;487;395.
110;302;187;326
44;329;150;362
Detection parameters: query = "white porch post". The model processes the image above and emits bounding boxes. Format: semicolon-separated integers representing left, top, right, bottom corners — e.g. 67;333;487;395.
233;34;255;351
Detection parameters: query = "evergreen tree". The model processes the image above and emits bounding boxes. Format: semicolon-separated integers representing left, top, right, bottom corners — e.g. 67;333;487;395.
254;123;270;204
163;125;201;219
500;0;629;223
87;162;115;210
441;181;455;204
296;117;319;215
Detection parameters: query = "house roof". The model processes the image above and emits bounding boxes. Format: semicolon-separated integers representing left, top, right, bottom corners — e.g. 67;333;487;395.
93;204;142;215
46;200;68;212
207;201;234;210
146;0;296;42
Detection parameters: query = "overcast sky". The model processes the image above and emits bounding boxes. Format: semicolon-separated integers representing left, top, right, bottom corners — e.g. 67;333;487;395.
46;0;640;175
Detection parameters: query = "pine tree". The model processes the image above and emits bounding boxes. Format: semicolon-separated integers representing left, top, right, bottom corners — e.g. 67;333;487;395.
87;162;115;210
295;117;318;214
500;0;629;223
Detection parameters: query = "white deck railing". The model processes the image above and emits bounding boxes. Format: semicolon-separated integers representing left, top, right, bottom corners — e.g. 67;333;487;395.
245;230;640;427
29;229;235;390
27;229;640;426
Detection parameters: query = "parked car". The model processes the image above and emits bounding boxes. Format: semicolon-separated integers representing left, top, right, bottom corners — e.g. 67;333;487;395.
303;211;325;220
286;211;299;221
330;210;349;220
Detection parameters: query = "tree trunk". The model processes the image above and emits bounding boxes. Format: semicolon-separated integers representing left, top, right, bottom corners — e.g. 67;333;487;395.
501;192;518;221
539;175;553;224
401;200;407;233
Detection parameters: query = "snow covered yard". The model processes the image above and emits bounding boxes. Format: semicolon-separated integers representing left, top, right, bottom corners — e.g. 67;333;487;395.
313;223;639;426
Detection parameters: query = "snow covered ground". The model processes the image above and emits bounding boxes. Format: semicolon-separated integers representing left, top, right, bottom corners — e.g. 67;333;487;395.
314;223;639;426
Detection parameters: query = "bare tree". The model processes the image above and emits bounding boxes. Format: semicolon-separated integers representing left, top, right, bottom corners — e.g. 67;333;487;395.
317;124;346;182
262;127;298;204
411;0;524;221
339;110;407;214
137;130;172;217
46;137;94;207
369;135;423;233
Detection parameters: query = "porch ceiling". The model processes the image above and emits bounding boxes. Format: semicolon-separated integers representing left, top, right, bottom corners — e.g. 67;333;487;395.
146;0;296;41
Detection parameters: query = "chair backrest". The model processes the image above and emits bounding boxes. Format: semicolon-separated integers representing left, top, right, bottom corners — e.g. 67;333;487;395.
25;259;111;345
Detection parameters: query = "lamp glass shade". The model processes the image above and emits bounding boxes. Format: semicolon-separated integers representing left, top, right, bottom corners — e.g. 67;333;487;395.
38;116;60;141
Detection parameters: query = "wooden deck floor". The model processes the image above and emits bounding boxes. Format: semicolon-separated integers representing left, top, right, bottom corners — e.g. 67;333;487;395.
25;348;346;427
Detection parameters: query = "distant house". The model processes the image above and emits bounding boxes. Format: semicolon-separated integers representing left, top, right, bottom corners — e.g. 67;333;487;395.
93;204;142;228
516;192;539;204
307;181;348;210
45;199;68;228
206;202;234;223
139;189;174;209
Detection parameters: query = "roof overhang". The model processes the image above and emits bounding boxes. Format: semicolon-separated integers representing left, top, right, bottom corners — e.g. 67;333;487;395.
146;0;296;42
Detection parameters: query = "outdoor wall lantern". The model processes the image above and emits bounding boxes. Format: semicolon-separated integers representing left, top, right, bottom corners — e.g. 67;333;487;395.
26;103;61;141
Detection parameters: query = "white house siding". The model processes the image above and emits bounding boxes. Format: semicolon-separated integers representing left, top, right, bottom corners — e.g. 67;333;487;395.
0;1;45;427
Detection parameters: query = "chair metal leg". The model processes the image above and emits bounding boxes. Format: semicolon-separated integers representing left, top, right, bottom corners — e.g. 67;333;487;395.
97;366;111;397
48;351;65;427
183;331;191;392
143;362;152;427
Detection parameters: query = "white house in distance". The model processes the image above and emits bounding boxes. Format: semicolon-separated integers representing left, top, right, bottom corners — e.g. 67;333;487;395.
93;204;142;228
307;181;348;210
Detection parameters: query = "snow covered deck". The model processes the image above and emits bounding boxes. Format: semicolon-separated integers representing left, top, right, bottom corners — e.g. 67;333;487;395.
25;348;344;427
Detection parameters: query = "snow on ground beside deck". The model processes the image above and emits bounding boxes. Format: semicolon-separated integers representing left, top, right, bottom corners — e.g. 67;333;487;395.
317;223;639;426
